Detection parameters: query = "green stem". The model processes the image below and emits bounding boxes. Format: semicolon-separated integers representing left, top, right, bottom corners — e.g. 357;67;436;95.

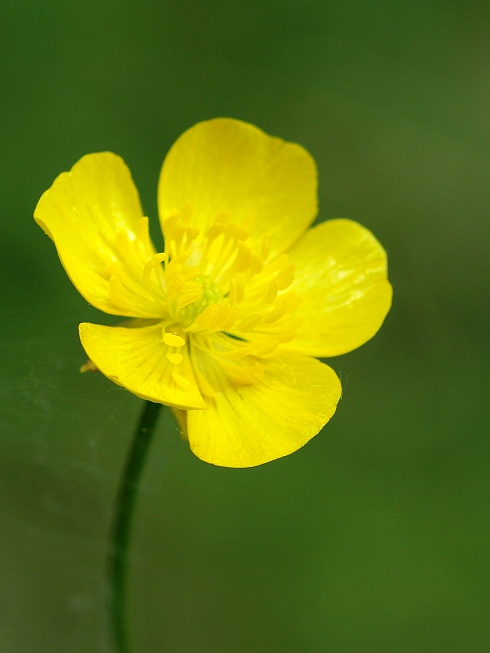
108;400;162;653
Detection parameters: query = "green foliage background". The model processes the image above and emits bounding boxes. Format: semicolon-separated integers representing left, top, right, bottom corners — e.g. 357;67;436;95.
1;1;489;651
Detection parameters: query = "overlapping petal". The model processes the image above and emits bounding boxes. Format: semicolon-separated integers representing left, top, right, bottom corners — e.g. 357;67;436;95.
286;219;392;357
158;118;317;258
34;153;166;317
79;323;206;409
187;352;341;467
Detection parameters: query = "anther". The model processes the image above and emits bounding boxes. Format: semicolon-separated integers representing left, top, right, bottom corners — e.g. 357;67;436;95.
275;261;295;290
236;314;262;332
143;253;167;285
219;305;240;330
249;253;263;275
185;227;200;243
260;236;270;261
163;214;180;235
186;304;220;332
248;339;280;357
166;352;183;365
262;300;287;324
162;332;185;348
206;223;224;242
235;227;249;241
263;281;278;304
233;242;251;273
228;276;245;305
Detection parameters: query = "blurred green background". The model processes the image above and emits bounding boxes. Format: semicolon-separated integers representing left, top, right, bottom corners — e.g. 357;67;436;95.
1;1;489;651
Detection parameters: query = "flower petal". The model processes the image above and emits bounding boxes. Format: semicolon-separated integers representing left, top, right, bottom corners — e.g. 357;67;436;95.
34;153;166;317
158;118;317;257
187;352;341;467
287;219;392;357
79;322;206;409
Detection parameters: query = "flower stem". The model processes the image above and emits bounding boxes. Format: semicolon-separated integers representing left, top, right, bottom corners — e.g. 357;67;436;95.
108;400;162;653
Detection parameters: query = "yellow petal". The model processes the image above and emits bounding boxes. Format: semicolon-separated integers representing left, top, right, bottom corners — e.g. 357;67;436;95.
287;219;392;357
79;322;206;409
34;153;166;317
187;353;341;467
158;118;317;258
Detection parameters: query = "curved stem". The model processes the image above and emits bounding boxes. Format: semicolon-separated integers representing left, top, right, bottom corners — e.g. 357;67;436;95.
108;400;162;653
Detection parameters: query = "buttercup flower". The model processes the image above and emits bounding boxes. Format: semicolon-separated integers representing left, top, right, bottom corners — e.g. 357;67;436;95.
34;118;392;467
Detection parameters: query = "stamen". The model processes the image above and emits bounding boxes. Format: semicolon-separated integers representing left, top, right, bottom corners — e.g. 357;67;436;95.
248;339;280;357
260;236;270;261
219;305;239;331
206;223;225;243
176;284;203;312
235;226;249;241
171;223;186;250
163;214;181;237
162;332;185;347
262;300;286;324
142;212;302;388
228;277;238;305
236;314;261;332
186;304;220;332
185;226;200;244
143;253;167;286
263;281;278;304
166;352;183;365
275;260;295;290
205;304;233;331
109;274;131;311
219;346;251;359
249;253;263;275
165;262;203;314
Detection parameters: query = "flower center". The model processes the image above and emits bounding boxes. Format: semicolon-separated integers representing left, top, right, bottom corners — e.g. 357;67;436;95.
142;212;302;390
179;274;225;326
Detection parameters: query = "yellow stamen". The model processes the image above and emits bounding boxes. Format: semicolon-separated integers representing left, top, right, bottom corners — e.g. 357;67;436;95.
235;226;249;241
206;223;224;243
260;235;270;261
185;226;200;243
186;304;220;332
166;352;183;365
248;339;280;357
220;348;251;360
219;305;240;331
262;300;287;324
236;314;262;332
143;253;167;285
228;276;245;305
163;214;181;237
249;253;263;275
232;242;251;273
162;332;185;347
263;281;278;304
276;261;295;290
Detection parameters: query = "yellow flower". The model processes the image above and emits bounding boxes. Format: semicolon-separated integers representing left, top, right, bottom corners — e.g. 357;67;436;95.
34;118;392;468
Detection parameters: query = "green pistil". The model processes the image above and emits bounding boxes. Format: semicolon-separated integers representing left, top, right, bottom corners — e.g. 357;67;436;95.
179;274;224;325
